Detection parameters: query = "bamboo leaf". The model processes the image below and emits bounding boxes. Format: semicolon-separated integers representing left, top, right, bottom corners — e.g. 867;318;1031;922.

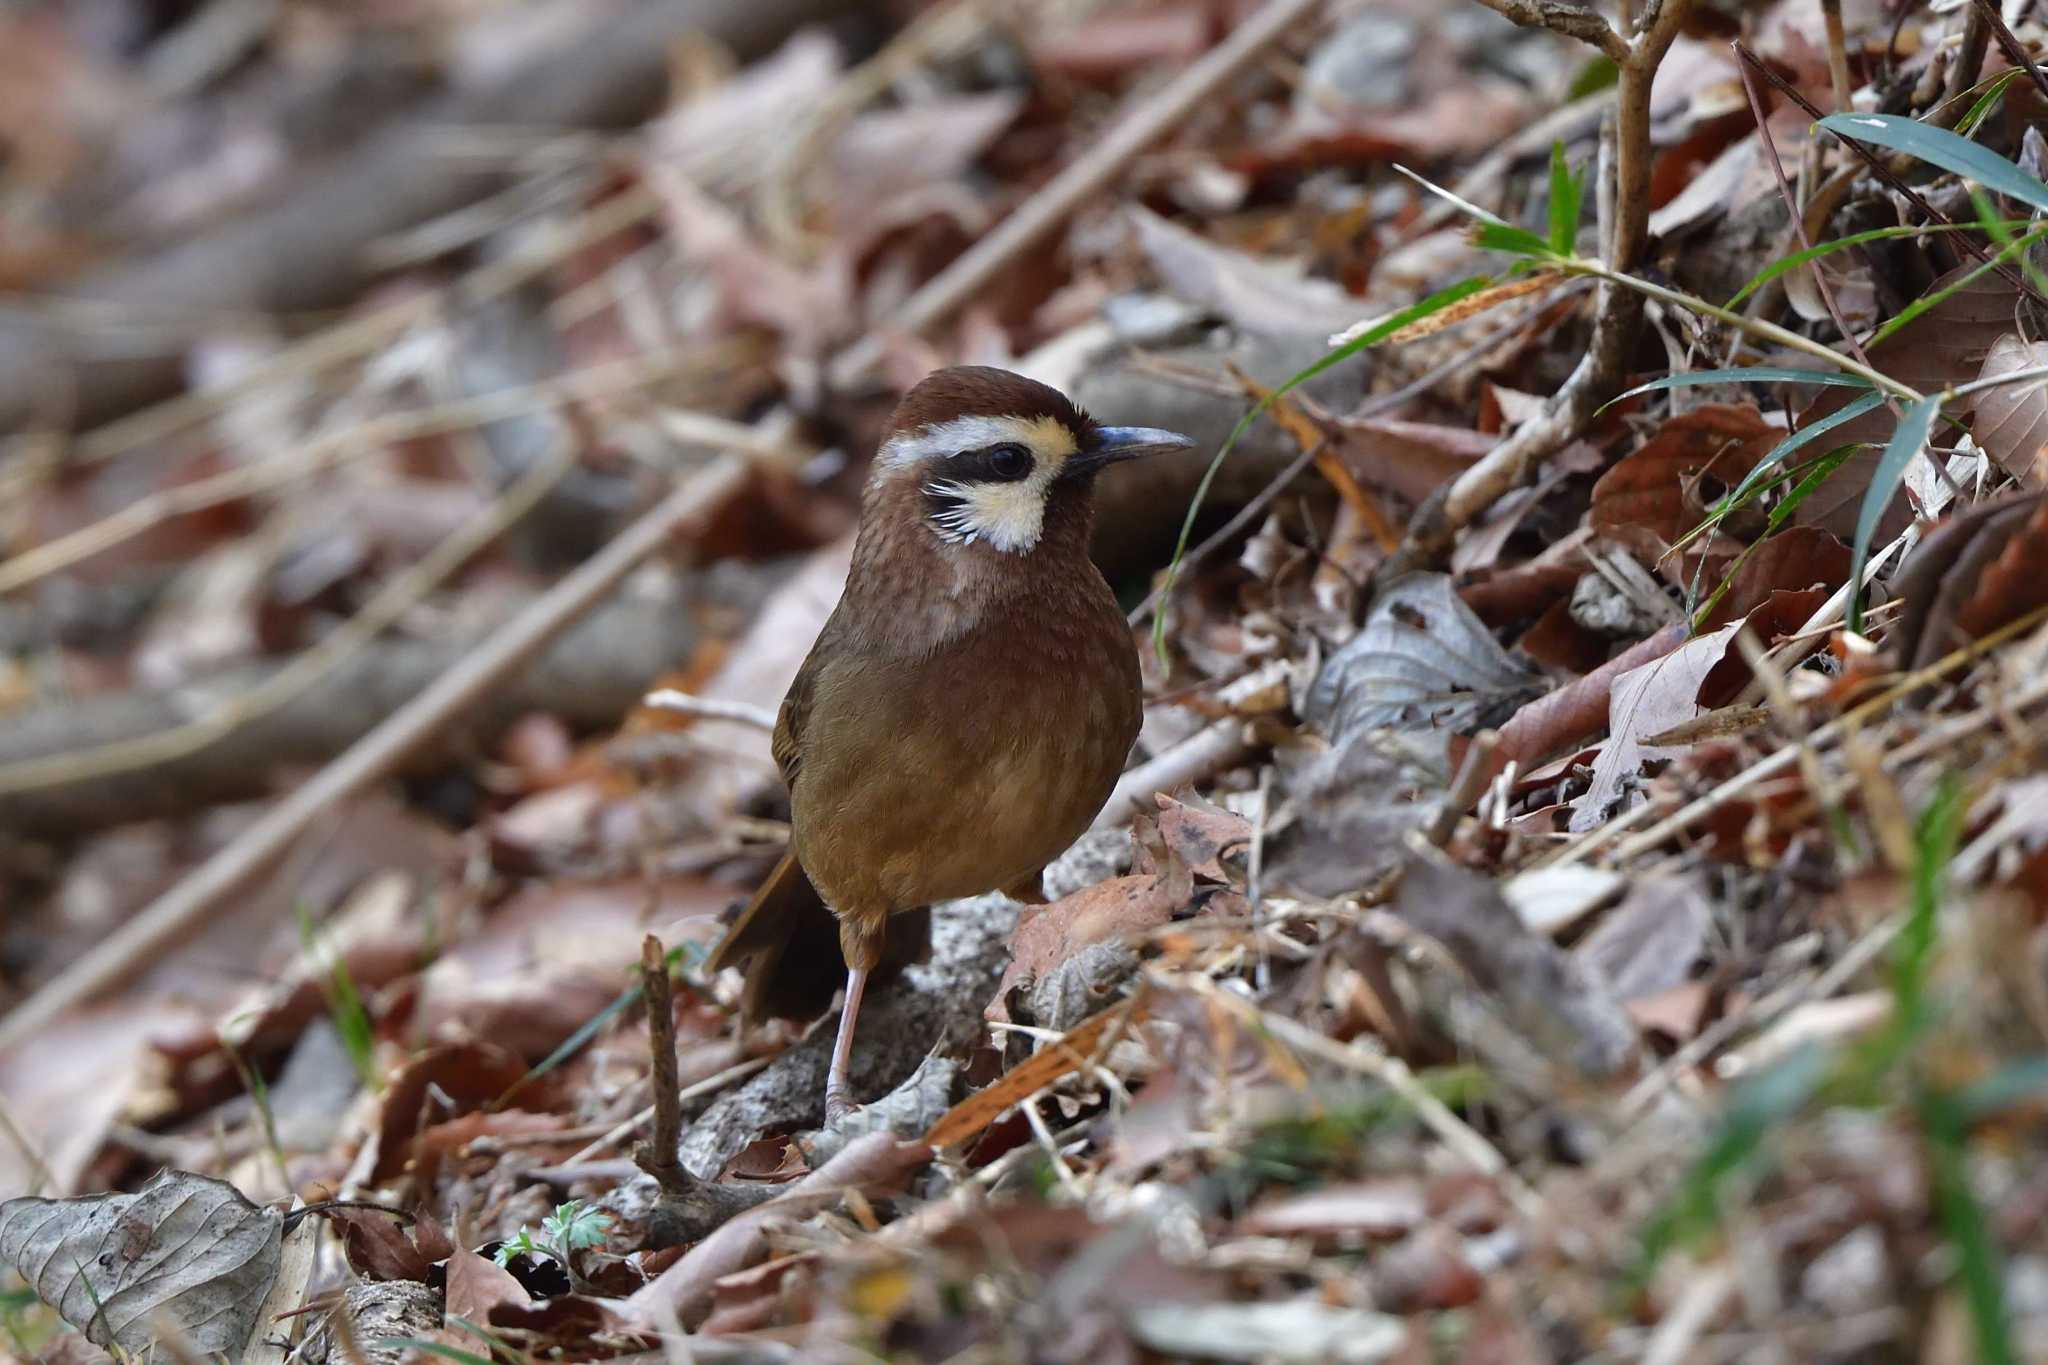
1847;397;1941;633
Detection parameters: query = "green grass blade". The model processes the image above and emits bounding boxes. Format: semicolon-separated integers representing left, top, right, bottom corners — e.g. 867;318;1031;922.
1150;274;1495;659
1820;112;2048;214
1607;368;1876;411
1474;221;1560;258
1866;224;2048;349
1715;391;1885;522
1924;1091;2017;1365
1688;446;1856;627
297;904;379;1091
1847;396;1940;634
1548;142;1582;256
1957;69;2024;137
378;1340;497;1365
1630;1044;1830;1290
1724;221;2032;308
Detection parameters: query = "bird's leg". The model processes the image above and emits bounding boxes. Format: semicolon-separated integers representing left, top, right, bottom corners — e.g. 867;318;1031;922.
823;965;868;1126
825;912;885;1126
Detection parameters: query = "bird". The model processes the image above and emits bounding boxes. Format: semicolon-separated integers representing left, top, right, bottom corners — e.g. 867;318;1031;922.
705;366;1193;1122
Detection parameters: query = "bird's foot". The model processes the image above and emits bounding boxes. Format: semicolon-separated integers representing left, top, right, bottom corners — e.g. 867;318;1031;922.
823;1085;863;1128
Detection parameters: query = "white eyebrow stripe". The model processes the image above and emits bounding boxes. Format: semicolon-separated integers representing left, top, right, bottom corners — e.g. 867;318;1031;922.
879;414;1072;468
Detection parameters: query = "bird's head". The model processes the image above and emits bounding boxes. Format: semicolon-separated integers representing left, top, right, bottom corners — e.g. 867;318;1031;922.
868;366;1192;556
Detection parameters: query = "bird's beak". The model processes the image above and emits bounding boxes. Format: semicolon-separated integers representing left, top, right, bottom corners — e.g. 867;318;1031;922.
1074;425;1196;473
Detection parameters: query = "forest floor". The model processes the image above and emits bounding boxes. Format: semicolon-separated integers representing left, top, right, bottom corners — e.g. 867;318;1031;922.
3;0;2048;1361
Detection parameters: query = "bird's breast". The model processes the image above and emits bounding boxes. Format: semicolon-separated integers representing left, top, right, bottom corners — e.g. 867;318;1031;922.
790;576;1140;915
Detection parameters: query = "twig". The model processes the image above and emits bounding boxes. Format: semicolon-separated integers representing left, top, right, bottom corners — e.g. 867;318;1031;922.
0;341;757;594
561;1055;775;1166
828;0;1327;388
1091;722;1258;831
641;689;780;731
1820;0;1853;110
0;454;749;1054
634;937;688;1187
1400;0;1696;556
1738;52;1895;418
1426;728;1500;846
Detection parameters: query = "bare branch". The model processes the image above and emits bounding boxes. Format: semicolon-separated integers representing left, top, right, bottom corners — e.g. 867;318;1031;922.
1465;0;1629;62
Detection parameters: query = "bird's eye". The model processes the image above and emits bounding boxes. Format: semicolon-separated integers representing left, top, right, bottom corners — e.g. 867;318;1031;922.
985;443;1032;481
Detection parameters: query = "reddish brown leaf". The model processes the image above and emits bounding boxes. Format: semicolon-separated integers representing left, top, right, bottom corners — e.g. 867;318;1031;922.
330;1209;429;1283
1495;624;1687;772
1590;404;1780;584
1797;265;2021;538
445;1247;532;1323
1701;525;1851;629
370;1042;532;1185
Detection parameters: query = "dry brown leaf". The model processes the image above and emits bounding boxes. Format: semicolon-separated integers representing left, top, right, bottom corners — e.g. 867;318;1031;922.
1130;206;1366;340
329;1209;430;1283
1324;414;1494;502
1241;1181;1427;1241
369;1041;533;1185
1797;265;2021;538
1701;524;1851;629
1590;403;1781;584
445;1246;533;1323
1893;491;2048;669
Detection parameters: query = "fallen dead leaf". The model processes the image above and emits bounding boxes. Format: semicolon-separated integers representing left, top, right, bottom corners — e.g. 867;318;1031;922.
0;1170;282;1358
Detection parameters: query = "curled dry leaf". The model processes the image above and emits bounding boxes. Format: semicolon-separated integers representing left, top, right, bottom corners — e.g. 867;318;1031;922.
444;1246;533;1324
1305;572;1543;741
0;1170;282;1358
1892;491;2048;670
1968;335;2048;486
990;859;1189;1025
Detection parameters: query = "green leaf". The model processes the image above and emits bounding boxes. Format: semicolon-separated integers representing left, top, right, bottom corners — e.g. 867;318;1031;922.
1717;391;1886;518
1548;142;1583;256
1819;112;2048;214
297;904;379;1092
1724;221;2033;308
1607;368;1877;411
1847;396;1940;633
1473;221;1561;259
1152;274;1496;659
1689;446;1857;627
1631;1045;1831;1288
1956;69;2024;137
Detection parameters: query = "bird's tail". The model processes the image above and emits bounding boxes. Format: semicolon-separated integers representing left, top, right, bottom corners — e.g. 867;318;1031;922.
706;849;930;1022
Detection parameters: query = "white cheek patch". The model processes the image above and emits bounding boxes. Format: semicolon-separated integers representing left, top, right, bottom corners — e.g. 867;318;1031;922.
924;465;1058;553
882;413;1078;555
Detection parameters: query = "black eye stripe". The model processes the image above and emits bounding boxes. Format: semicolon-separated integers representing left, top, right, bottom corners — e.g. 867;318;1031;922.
949;442;1034;482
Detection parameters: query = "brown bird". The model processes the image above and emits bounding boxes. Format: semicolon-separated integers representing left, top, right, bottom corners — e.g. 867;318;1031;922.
705;366;1192;1120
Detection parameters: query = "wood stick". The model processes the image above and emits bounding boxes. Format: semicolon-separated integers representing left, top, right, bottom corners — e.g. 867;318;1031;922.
0;455;747;1054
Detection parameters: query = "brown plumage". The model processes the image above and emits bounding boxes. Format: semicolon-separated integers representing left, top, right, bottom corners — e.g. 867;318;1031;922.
705;366;1192;1118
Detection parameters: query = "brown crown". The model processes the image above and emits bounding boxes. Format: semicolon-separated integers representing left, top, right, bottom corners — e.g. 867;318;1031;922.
884;366;1096;442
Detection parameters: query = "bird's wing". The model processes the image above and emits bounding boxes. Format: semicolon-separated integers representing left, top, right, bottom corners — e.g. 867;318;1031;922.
772;655;813;787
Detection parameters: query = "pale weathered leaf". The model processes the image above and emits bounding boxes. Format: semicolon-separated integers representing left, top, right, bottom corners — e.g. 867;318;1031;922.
1305;572;1543;741
0;1171;282;1359
1130;206;1366;340
1569;622;1741;833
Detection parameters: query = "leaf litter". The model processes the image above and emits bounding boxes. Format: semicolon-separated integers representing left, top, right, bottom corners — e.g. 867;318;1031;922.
5;1;2048;1362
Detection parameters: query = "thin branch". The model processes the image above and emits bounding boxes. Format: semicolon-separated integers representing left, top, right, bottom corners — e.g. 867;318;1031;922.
1466;0;1628;62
